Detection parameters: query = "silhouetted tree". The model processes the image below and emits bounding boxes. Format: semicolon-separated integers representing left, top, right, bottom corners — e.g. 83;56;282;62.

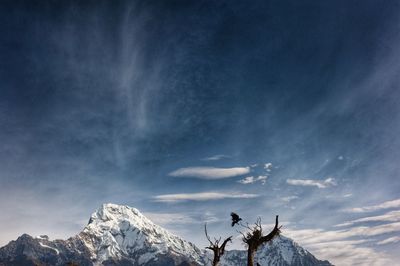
239;215;281;266
204;223;232;266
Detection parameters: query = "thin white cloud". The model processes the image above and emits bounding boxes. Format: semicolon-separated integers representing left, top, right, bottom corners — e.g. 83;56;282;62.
258;175;268;185
264;163;273;172
202;154;230;161
287;222;400;245
284;220;400;266
286;177;336;188
144;212;219;225
169;166;250;179
153;192;259;202
144;212;197;225
344;198;400;213
238;175;268;185
377;236;400;245
336;210;400;227
304;240;390;266
280;196;299;203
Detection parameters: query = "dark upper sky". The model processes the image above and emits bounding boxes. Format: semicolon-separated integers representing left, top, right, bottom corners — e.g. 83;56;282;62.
1;1;400;264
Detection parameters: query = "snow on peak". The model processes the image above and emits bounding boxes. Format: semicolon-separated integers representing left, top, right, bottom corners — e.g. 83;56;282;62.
88;203;149;229
260;235;303;263
220;235;327;266
79;203;203;265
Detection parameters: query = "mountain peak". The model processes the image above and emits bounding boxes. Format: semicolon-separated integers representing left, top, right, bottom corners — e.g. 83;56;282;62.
99;203;142;215
221;235;332;266
88;203;147;227
80;203;204;265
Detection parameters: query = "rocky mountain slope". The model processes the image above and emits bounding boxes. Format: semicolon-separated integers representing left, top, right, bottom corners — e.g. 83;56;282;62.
0;204;332;266
220;236;332;266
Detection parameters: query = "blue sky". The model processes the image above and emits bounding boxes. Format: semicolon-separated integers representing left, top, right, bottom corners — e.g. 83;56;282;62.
1;0;400;264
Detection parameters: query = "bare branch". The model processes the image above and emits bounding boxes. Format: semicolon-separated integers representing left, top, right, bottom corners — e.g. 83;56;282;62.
204;223;232;266
219;236;232;256
204;223;213;246
240;221;252;231
259;215;281;244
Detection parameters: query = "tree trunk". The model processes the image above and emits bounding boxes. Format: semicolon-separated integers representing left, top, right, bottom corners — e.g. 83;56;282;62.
212;256;219;266
247;248;255;266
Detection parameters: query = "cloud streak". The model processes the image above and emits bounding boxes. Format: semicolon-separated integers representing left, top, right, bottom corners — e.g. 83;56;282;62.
144;212;219;226
286;178;336;188
288;222;400;244
377;236;400;245
284;220;400;266
202;154;230;161
280;196;299;203
344;198;400;213
168;167;250;179
152;192;258;202
336;210;400;227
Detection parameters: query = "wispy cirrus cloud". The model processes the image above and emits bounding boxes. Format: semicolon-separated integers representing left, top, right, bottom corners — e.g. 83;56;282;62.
286;177;336;188
144;212;219;225
144;212;197;225
303;201;400;263
201;154;230;161
336;210;400;227
168;166;250;179
284;220;400;266
152;192;258;202
377;236;400;245
344;198;400;213
287;222;400;246
280;196;299;203
303;240;390;266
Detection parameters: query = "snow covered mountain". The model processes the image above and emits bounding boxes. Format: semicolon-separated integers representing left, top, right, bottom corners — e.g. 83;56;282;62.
219;236;332;266
0;203;332;266
77;203;205;265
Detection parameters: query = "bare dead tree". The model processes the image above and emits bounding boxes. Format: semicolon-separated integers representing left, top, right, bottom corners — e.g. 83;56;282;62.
239;215;281;266
204;223;232;266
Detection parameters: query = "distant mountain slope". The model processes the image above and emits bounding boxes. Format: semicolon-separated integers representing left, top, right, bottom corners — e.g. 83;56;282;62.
0;204;332;266
219;236;332;266
0;234;92;266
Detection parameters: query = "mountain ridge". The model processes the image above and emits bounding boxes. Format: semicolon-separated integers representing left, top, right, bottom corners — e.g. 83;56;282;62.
0;203;332;266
